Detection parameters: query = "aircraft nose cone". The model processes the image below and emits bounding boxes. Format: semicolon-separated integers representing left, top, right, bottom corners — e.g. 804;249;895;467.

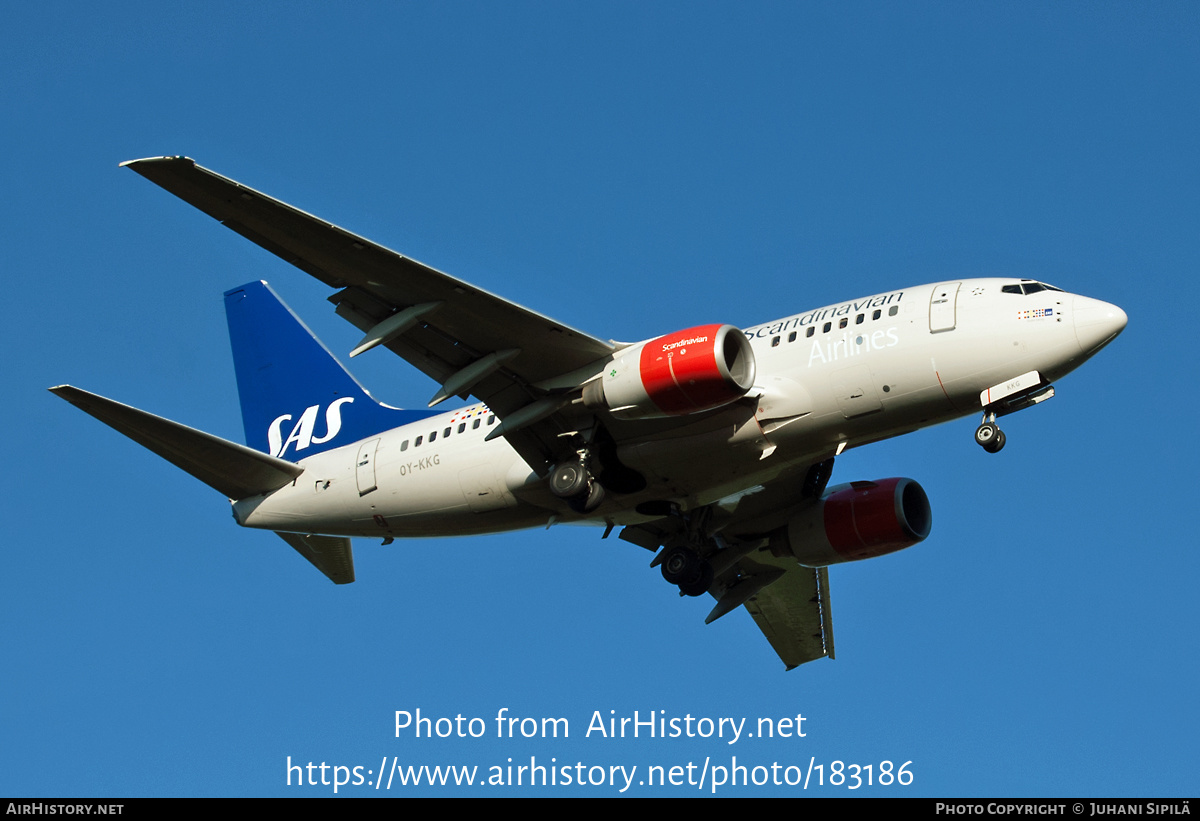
1073;295;1127;355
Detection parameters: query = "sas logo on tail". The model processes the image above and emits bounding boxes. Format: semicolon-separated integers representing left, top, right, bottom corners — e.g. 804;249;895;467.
268;398;354;458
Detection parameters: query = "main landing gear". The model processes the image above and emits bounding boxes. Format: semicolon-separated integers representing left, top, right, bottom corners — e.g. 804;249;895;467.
645;504;723;598
660;545;714;598
974;411;1006;454
549;454;606;513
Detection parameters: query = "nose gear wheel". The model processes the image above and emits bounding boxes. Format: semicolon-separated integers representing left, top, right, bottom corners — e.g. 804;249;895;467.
974;413;1006;453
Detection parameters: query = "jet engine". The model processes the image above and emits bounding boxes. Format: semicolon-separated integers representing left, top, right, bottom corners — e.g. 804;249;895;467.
582;324;756;419
770;477;932;566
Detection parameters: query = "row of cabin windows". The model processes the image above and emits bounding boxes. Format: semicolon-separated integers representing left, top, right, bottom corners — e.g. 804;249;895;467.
399;413;496;451
770;304;900;347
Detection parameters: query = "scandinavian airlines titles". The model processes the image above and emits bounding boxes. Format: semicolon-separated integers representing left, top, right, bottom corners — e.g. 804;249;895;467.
743;290;906;369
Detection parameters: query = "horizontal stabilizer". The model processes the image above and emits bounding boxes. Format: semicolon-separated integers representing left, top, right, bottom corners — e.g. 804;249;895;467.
50;386;304;500
275;532;355;584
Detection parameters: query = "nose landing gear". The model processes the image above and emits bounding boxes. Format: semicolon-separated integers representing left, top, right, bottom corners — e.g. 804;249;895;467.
975;412;1006;454
972;371;1058;454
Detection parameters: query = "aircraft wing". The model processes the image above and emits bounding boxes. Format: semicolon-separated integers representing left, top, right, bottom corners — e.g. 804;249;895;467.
123;156;619;473
738;557;834;670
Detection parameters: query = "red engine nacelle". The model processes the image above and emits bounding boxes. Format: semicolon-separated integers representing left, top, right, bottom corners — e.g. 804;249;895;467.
770;477;932;566
583;323;756;419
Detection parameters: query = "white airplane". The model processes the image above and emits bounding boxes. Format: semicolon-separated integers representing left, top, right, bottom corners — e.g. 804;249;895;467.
52;157;1127;669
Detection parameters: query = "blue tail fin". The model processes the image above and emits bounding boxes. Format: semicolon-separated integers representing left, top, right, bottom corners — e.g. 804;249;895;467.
224;281;436;460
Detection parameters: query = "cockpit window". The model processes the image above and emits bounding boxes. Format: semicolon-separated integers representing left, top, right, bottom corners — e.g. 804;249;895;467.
1002;281;1066;295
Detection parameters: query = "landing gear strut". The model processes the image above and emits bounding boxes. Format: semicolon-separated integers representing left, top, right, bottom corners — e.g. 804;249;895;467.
974;411;1006;454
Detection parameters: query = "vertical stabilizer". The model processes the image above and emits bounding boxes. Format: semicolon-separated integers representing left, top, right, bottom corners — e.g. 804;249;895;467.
224;281;434;460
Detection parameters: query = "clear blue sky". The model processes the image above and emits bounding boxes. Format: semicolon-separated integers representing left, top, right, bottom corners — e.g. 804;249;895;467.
3;2;1196;797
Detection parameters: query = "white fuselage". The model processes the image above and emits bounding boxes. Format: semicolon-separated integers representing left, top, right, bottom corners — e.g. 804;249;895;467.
232;279;1125;538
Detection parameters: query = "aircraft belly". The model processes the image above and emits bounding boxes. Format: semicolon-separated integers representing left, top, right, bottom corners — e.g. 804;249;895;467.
240;477;546;538
351;507;548;538
234;426;546;537
616;413;774;492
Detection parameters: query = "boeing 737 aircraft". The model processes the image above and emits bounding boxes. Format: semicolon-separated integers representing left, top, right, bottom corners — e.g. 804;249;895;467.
52;157;1128;669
